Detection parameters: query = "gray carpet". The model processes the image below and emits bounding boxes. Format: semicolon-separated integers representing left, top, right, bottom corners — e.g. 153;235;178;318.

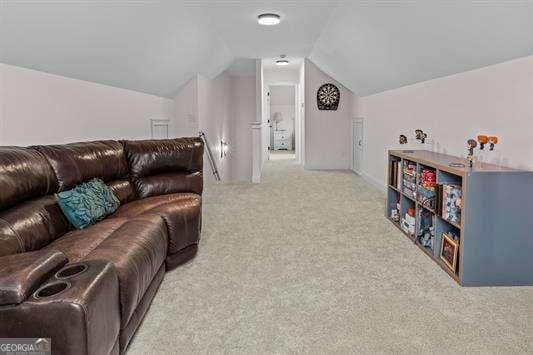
128;157;532;354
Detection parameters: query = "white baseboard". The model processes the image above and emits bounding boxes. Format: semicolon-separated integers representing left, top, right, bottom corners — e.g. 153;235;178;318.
304;163;351;170
357;170;387;195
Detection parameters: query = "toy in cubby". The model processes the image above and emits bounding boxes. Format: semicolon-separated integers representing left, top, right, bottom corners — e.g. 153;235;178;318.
402;161;417;199
401;207;416;236
419;227;435;249
417;208;435;250
418;168;436;209
443;184;462;224
390;197;400;222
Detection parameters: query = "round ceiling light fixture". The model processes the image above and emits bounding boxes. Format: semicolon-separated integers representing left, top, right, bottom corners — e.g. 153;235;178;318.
257;13;281;26
276;55;289;66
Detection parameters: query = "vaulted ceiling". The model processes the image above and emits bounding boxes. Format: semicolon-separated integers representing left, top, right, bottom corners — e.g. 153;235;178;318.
2;1;532;98
310;1;533;96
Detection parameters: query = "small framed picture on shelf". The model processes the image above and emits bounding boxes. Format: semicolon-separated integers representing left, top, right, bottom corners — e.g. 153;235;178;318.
440;233;459;272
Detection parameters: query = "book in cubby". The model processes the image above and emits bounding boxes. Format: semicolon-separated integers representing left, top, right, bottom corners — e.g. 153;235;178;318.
388;158;402;189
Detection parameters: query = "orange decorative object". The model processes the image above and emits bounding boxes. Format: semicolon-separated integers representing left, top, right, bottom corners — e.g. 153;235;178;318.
477;135;488;150
488;136;499;150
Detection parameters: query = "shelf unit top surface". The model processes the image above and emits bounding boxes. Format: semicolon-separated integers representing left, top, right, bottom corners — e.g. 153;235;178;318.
389;150;517;176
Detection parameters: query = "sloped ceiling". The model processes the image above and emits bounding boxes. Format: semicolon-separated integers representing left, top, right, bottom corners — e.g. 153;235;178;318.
310;1;533;96
1;1;532;98
0;1;335;98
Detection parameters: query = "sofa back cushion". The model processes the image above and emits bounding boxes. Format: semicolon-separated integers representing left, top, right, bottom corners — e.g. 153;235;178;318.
35;140;129;192
0;147;69;257
0;196;71;257
0;147;58;210
123;138;203;198
107;180;136;204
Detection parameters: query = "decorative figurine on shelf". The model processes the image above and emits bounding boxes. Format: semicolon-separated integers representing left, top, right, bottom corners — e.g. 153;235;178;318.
415;129;428;144
477;135;488;150
467;139;477;168
488;136;499;151
399;135;408;144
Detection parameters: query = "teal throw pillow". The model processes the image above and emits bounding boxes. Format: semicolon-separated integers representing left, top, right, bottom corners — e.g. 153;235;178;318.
57;178;120;229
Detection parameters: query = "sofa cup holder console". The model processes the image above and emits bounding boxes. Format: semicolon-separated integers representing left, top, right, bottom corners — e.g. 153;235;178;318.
34;281;71;299
55;263;89;279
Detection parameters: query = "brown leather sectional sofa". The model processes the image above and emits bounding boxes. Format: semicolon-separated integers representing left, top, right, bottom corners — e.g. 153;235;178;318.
0;137;204;354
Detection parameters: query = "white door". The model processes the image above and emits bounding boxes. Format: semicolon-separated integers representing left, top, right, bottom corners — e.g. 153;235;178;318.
352;118;364;174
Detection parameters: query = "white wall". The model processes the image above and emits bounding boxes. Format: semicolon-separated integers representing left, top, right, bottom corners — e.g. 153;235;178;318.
261;62;270;164
197;72;231;181
228;75;256;181
173;76;199;136
304;59;354;170
186;69;256;182
263;68;300;85
298;62;305;164
0;64;175;146
359;55;533;189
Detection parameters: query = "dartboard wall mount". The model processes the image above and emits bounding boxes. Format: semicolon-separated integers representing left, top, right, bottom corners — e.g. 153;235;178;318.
317;83;340;111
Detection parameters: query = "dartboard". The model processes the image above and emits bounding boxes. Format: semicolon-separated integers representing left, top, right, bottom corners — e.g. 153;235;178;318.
317;83;340;110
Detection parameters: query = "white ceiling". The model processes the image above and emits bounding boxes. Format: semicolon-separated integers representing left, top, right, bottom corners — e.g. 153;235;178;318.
0;1;334;98
225;58;257;77
310;1;533;96
1;1;532;98
262;57;303;70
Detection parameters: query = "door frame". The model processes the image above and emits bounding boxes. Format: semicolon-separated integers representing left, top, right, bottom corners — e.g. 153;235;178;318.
352;117;365;174
268;83;300;161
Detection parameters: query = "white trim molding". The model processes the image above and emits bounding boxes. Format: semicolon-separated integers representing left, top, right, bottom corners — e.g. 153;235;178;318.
150;118;170;139
251;122;263;183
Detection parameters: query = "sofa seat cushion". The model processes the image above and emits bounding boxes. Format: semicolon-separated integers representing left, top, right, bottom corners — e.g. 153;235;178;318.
42;215;168;327
42;218;128;262
114;193;201;254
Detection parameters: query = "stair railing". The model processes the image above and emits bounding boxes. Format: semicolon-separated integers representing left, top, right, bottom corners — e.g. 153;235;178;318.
199;131;221;181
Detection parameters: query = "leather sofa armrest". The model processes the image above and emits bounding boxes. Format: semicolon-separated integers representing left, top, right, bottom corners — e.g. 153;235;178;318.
0;250;68;305
0;260;120;355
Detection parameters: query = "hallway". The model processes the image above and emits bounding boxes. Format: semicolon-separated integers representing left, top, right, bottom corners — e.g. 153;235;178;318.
269;150;295;161
128;159;531;354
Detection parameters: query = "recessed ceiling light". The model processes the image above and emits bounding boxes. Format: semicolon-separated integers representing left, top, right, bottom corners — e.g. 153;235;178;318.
257;13;281;26
276;59;290;66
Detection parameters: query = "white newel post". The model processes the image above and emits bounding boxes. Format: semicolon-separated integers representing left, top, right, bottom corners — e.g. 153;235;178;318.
251;122;262;183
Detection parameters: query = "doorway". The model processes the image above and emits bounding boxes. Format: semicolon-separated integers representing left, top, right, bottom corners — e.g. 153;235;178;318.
269;85;296;160
352;117;364;174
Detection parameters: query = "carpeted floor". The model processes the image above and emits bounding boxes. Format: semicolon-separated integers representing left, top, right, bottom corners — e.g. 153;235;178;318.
269;150;296;160
128;158;532;354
